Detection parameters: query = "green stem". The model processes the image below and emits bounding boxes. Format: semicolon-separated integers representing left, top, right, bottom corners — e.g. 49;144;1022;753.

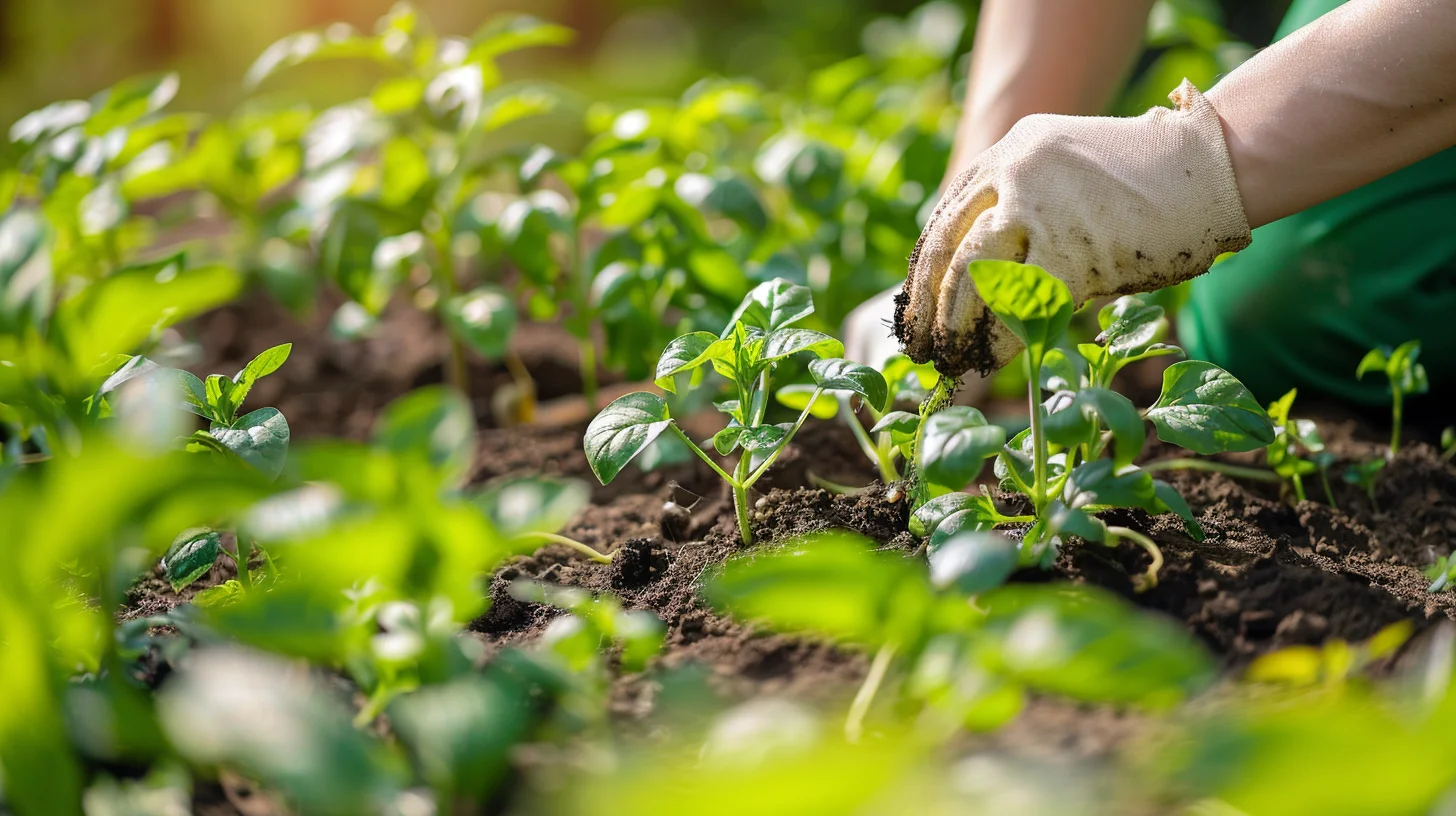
516;531;612;564
670;425;738;485
1292;472;1308;503
845;641;898;743
846;405;898;483
1142;458;1283;483
745;388;823;487
220;542;251;589
432;229;469;394
808;472;870;494
1027;349;1049;517
1319;469;1339;510
578;338;599;411
1107;526;1162;593
912;377;957;504
733;454;754;547
1391;390;1403;455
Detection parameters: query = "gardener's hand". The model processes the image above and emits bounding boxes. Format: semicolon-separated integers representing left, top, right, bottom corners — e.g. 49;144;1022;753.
894;81;1250;377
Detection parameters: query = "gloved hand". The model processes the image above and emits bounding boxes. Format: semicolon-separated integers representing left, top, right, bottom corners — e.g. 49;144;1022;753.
892;80;1251;377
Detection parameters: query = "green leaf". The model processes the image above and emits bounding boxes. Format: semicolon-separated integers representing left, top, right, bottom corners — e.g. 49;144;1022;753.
775;384;839;420
929;532;1018;595
86;73;179;136
171;370;211;420
809;358;888;412
978;584;1215;706
706;532;943;647
1355;348;1389;380
444;287;517;360
162;528;221;591
1043;500;1107;542
1039;348;1084;392
1153;480;1205;541
1387;340;1428;396
967;260;1074;354
1043;388;1145;469
870;410;920;445
921;406;1007;490
374;387;476;482
1064;460;1159;512
759;328;843;364
654;332;732;393
469;14;575;61
1147;361;1275;454
583;392;672;485
380;136;430;208
928;508;998;552
229;343;292;410
738;423;789;452
725;278;814;336
1096;296;1166;358
910;492;1000;538
712;425;744;455
212;408;290;480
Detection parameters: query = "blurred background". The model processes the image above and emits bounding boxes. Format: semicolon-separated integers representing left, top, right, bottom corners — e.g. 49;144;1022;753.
0;0;1294;126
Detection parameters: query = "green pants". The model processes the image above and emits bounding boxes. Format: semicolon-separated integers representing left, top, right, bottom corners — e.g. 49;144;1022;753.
1179;0;1456;419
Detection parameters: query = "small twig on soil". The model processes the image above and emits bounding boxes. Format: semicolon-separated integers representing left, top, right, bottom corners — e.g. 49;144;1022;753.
1106;526;1163;593
845;641;898;743
517;532;613;564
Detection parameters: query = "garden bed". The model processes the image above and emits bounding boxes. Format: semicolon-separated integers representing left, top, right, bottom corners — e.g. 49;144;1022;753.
126;292;1456;774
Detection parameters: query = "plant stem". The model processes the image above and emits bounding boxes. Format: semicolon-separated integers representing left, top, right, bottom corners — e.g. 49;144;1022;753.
516;531;613;564
846;405;893;481
1319;469;1338;510
1291;473;1307;503
745;388;823;487
670;425;737;484
845;641;897;743
1027;349;1049;517
733;454;754;547
578;338;599;411
1107;526;1162;592
502;350;537;423
432;229;470;393
808;472;870;494
1142;458;1282;483
912;376;957;504
1391;390;1403;455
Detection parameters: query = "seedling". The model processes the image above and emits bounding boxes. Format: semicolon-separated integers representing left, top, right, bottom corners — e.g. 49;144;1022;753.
165;344;294;479
909;262;1275;591
1443;427;1455;461
1245;621;1412;686
1357;340;1428;455
1343;458;1385;513
583;279;888;545
1426;554;1456;593
1265;389;1337;507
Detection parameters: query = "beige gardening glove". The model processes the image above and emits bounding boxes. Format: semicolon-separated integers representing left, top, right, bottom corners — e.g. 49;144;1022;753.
892;80;1251;377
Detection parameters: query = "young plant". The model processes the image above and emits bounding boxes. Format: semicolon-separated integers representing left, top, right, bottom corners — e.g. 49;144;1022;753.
167;344;294;479
583;279;888;546
1357;340;1428;455
1265;389;1337;506
245;6;573;398
909;262;1275;590
1343;458;1385;513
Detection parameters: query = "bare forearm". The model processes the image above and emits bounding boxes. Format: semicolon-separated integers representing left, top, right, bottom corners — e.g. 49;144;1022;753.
948;0;1155;179
1210;0;1456;228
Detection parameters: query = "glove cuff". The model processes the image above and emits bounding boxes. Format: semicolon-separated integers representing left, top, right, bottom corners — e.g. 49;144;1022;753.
1169;79;1252;255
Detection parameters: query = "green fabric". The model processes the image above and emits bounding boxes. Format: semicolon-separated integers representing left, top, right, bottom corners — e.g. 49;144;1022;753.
1178;0;1456;410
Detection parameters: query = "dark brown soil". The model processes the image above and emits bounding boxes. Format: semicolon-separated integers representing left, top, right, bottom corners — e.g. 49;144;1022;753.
187;290;590;438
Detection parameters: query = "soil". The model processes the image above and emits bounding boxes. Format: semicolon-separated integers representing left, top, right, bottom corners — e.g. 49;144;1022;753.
115;293;1456;802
